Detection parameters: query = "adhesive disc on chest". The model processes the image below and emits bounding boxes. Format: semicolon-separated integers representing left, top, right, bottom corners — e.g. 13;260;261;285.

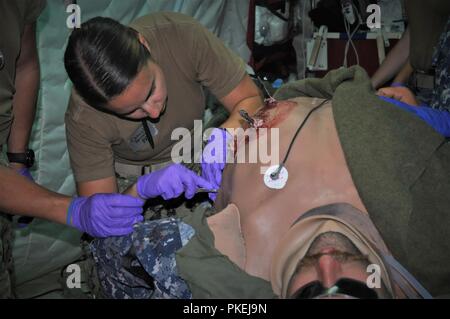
264;165;289;189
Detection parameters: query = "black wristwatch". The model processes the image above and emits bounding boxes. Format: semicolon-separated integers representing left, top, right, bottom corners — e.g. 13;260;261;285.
7;149;35;168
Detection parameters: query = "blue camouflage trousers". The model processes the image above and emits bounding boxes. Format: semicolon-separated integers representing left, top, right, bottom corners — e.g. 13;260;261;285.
90;217;195;299
430;18;450;111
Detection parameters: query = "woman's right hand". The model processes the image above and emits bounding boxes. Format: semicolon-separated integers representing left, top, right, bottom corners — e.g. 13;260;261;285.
136;164;214;200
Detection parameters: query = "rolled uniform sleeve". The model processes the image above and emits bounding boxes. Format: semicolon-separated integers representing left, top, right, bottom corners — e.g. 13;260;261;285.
0;0;46;145
188;21;247;99
24;0;46;24
65;96;116;183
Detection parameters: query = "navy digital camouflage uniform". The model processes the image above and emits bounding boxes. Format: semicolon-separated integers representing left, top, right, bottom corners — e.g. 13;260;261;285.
90;217;196;299
430;17;450;111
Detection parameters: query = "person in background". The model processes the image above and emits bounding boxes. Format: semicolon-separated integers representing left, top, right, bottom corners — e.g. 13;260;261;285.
372;1;450;112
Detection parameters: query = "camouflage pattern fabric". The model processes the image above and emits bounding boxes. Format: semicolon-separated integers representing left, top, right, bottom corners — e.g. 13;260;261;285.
430;18;450;111
84;106;223;299
0;152;14;298
59;235;103;299
90;217;195;299
79;236;104;299
0;213;13;299
79;161;210;299
413;85;435;107
115;172;138;194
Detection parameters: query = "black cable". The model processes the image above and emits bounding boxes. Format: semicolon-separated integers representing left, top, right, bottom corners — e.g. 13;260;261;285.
270;98;330;179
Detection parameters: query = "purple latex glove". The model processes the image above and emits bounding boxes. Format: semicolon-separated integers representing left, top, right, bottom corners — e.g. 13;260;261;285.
17;167;34;181
67;194;144;238
201;128;232;201
136;163;214;200
390;82;406;88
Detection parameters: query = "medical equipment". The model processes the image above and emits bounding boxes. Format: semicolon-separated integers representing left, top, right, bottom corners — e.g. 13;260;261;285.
264;165;289;189
239;110;257;127
196;188;219;194
257;76;276;101
269;98;330;185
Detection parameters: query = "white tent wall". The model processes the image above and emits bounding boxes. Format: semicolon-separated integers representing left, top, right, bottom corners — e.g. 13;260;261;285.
13;0;249;298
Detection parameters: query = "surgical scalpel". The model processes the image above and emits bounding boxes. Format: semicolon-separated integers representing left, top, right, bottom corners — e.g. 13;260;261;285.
196;188;219;194
239;110;256;127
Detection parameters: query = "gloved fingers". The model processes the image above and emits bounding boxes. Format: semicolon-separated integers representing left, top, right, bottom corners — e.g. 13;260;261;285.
192;172;215;190
161;191;175;200
181;175;196;199
73;196;143;237
201;165;211;181
109;214;143;229
203;166;220;191
105;194;145;208
171;181;185;199
81;220;111;238
201;163;216;185
104;207;142;222
107;205;144;220
164;165;195;199
219;159;227;170
161;193;170;200
214;167;223;188
119;215;143;226
136;178;147;198
181;171;212;199
161;184;179;200
134;215;144;224
102;195;144;219
208;192;217;202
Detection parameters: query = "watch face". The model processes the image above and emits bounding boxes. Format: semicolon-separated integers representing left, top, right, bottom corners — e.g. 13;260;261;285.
26;149;35;167
7;149;35;167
